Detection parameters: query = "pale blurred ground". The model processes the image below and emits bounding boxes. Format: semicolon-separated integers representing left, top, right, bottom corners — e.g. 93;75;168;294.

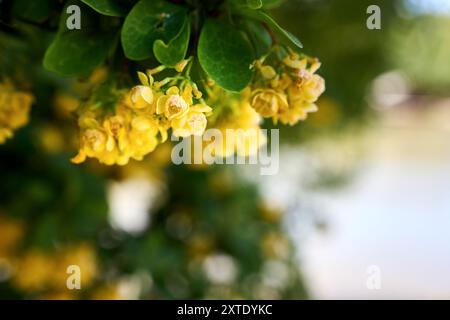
300;98;450;299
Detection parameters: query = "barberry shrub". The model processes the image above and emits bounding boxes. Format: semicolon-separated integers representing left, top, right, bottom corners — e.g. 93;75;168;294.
35;0;324;165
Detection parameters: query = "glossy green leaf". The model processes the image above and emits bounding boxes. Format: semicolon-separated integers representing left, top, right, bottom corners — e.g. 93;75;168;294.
246;20;272;57
153;16;190;67
81;0;127;17
43;2;118;76
121;0;186;61
198;19;254;92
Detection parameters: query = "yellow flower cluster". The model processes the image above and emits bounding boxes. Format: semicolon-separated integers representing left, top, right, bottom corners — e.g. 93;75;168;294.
71;100;162;166
0;81;34;144
72;71;211;165
251;52;325;125
13;243;98;292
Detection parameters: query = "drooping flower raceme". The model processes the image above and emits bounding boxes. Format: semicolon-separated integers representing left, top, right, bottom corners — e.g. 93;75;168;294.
72;64;212;165
250;50;325;126
71;49;323;166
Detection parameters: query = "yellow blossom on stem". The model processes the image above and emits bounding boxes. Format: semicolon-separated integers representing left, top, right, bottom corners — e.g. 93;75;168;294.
172;109;208;137
130;85;154;109
290;73;325;103
72;62;212;165
156;86;189;120
251;89;288;118
250;50;325;126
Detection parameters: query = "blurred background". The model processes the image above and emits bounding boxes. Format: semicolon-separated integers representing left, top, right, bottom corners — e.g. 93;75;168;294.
1;0;450;299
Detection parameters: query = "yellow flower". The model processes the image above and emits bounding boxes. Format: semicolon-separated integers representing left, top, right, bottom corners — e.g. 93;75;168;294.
238;95;264;128
172;111;207;137
130;85;154;109
251;89;288;118
291;73;325;103
72;125;113;165
103;115;128;151
156;86;189;120
72;70;212;165
175;59;190;73
73;97;163;165
283;53;307;70
251;53;325;126
171;104;211;137
128;117;159;160
83;128;108;153
270;73;293;91
0;81;34;144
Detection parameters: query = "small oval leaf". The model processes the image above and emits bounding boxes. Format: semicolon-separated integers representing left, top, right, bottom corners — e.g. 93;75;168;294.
44;32;116;76
153;16;190;67
43;1;117;76
121;0;186;61
198;19;254;92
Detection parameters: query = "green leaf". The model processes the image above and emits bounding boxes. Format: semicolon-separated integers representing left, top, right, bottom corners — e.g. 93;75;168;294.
43;1;118;76
198;19;254;92
247;0;263;9
153;16;190;67
44;32;116;77
121;0;187;61
241;9;303;49
246;20;272;57
81;0;127;17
